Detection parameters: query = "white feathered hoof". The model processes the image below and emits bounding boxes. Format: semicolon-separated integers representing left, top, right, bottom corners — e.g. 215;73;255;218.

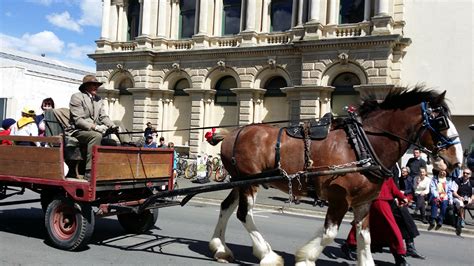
295;260;316;266
209;238;234;263
260;251;284;266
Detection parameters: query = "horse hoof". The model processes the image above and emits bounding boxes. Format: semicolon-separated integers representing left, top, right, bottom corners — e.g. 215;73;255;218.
295;260;315;266
260;252;284;266
214;251;234;263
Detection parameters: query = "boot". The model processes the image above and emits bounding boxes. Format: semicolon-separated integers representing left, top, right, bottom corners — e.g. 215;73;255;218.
393;253;410;266
406;241;426;260
341;242;356;261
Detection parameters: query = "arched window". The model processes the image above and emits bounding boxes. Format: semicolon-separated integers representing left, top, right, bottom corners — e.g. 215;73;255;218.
264;77;287;97
215;76;237;105
180;0;196;39
271;0;293;32
127;0;140;40
118;78;133;95
340;0;365;24
331;72;361;116
174;78;190;96
223;0;242;35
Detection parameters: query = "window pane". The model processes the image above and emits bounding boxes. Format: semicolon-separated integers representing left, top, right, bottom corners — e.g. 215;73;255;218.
174;78;190;96
180;0;196;39
271;0;292;32
340;0;365;24
223;0;241;35
127;0;140;40
0;98;6;120
264;76;287;97
215;76;237;105
331;72;361;116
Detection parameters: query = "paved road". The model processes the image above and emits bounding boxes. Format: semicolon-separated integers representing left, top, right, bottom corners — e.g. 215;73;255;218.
177;177;474;237
1;194;473;265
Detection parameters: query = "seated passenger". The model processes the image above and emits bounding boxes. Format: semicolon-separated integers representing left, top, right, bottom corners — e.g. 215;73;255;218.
35;97;55;137
429;169;455;229
413;167;431;224
0;118;16;145
143;135;157;148
10;106;40;146
453;168;473;228
69;75;116;180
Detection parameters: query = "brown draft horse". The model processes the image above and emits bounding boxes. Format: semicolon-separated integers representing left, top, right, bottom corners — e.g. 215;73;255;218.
206;87;463;266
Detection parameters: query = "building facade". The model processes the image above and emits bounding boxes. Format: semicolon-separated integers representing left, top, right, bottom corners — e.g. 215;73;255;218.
0;48;93;120
91;0;473;157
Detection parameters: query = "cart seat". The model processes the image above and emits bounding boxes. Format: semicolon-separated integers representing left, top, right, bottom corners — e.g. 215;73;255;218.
44;108;83;160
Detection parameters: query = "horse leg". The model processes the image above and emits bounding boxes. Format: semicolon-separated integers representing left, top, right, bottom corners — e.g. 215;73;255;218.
238;187;283;266
294;199;348;266
353;204;375;266
209;188;239;263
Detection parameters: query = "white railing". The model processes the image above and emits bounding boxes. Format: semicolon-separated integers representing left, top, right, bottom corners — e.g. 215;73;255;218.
111;41;138;51
167;40;193;50
333;22;370;37
259;32;293;45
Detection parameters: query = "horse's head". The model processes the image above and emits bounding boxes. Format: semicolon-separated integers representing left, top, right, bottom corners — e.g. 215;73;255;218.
417;91;463;173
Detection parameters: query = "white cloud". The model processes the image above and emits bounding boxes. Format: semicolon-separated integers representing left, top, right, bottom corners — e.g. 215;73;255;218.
66;43;95;60
47;11;82;32
27;0;53;6
0;31;64;55
78;0;103;27
5;12;12;17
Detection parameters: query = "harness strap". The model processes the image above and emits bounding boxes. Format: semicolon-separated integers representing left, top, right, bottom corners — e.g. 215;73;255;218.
275;127;285;168
345;113;392;179
302;122;313;170
231;126;245;177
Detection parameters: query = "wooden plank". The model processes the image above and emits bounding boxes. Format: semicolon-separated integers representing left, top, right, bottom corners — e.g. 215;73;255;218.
0;160;63;179
0;135;62;144
95;162;171;181
96;150;173;164
0;146;61;162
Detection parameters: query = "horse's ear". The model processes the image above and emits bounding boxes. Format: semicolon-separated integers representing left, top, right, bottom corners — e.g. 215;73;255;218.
433;90;446;105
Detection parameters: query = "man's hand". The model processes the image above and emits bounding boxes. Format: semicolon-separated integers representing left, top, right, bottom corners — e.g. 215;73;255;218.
94;124;108;134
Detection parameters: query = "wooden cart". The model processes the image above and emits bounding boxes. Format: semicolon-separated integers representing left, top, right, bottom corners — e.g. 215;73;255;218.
0;135;176;250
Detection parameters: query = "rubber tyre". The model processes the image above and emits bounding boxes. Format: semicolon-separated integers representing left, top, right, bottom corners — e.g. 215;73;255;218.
44;197;94;250
117;208;159;234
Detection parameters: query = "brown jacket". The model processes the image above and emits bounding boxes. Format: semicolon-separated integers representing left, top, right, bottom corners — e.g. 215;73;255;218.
69;91;114;131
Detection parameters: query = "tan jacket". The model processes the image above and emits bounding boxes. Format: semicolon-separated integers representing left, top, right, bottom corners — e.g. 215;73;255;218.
69;91;114;131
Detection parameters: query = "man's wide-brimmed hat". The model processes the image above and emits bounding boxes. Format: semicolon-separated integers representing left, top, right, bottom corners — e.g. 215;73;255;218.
79;75;103;92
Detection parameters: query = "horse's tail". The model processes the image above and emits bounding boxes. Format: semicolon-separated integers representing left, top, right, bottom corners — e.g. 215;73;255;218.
205;128;228;146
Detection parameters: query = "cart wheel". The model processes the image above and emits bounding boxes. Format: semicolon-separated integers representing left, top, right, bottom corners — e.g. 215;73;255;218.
117;208;159;234
44;197;94;250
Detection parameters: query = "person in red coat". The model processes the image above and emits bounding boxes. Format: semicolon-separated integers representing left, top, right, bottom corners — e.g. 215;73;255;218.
0;118;16;145
342;178;409;266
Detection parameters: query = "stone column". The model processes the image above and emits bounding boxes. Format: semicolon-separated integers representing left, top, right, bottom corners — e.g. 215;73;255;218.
296;0;304;27
109;4;118;41
261;0;270;32
245;0;256;31
308;0;321;22
282;86;335;121
231;88;265;125
364;0;371;21
170;0;179;39
100;0;111;39
183;88;206;157
157;0;167;37
140;0;151;36
127;88;154;141
372;0;393;35
117;4;124;41
328;0;337;24
197;0;208;35
377;0;389;16
304;0;323;40
241;0;257;46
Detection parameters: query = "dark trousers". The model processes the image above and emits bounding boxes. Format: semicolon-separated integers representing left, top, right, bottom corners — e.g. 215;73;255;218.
430;199;448;224
414;194;426;218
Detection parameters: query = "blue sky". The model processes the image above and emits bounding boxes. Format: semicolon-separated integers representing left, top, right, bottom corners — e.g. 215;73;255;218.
0;0;102;70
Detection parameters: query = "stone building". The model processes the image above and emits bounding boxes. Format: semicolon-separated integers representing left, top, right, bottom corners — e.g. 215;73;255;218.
91;0;473;156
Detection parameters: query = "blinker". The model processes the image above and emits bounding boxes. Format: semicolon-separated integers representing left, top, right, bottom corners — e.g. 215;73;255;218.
430;116;449;131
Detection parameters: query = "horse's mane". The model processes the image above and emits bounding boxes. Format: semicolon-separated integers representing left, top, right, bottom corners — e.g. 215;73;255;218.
358;85;451;119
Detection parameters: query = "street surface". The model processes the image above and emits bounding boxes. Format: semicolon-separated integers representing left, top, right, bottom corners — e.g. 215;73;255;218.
0;190;473;265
